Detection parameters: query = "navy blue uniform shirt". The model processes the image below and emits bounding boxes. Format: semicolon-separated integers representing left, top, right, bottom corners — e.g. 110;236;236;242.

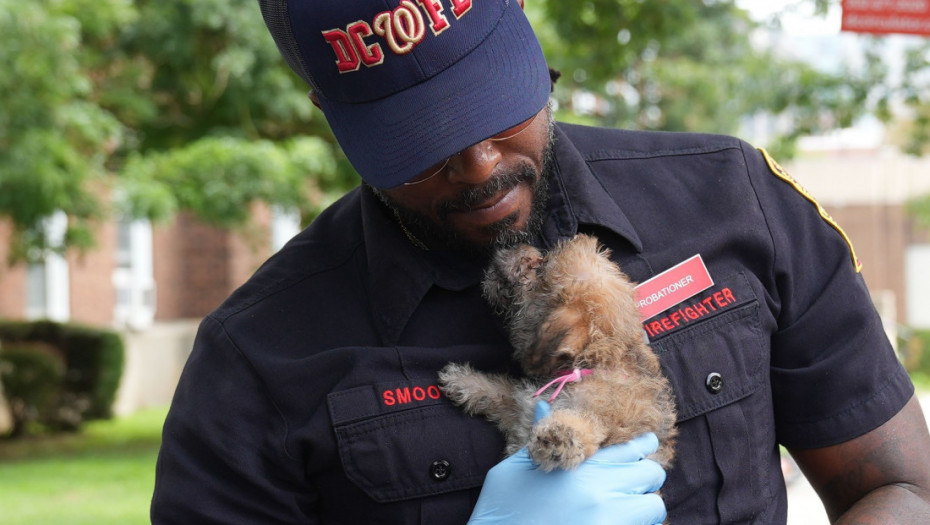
152;123;914;524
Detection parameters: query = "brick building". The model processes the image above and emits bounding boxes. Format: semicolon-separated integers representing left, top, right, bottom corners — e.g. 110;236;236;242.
0;204;300;420
0;204;294;329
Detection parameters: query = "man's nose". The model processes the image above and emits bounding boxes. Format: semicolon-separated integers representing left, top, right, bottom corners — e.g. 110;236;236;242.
444;140;502;185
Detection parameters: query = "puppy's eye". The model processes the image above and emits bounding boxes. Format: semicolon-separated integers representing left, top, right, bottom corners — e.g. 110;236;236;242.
551;350;575;369
534;263;546;279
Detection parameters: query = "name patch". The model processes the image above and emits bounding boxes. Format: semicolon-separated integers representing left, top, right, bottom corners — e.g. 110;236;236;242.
643;287;738;339
328;379;449;426
635;255;714;321
381;384;443;406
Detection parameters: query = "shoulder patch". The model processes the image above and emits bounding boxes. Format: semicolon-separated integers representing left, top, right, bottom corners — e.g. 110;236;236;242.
758;148;862;273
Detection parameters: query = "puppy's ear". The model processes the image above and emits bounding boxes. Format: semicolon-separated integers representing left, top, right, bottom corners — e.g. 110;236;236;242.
481;263;516;315
523;306;590;375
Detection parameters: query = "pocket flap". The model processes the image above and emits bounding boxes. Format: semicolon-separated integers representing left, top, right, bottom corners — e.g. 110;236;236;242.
330;390;504;503
653;297;767;422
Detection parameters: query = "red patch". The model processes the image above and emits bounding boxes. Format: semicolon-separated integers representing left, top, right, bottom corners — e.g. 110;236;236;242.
635;255;714;321
381;384;443;406
643;287;739;339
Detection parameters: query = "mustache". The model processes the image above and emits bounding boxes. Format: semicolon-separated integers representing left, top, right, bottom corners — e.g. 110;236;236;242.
438;164;537;219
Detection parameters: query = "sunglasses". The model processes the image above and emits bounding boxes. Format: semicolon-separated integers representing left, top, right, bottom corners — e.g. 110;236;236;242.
403;112;540;186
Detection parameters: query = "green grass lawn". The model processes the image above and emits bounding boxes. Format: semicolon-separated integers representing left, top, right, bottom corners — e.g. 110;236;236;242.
0;376;924;525
0;406;168;525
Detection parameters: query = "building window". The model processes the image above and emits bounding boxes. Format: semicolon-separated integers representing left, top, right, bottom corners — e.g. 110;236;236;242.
24;212;70;321
906;244;930;329
271;207;302;253
112;218;156;329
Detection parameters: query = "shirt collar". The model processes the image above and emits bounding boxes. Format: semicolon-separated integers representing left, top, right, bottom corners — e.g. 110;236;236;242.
541;124;643;252
361;123;643;344
361;187;487;345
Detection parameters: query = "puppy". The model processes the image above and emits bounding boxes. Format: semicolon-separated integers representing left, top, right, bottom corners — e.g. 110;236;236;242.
439;234;677;472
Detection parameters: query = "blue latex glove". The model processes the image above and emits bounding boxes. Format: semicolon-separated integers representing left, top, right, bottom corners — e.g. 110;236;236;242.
468;401;667;525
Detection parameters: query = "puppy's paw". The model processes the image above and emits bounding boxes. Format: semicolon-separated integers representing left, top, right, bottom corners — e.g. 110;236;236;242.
528;415;598;471
437;362;477;407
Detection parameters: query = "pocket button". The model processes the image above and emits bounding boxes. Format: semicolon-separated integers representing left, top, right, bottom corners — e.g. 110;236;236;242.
430;459;452;481
706;372;724;394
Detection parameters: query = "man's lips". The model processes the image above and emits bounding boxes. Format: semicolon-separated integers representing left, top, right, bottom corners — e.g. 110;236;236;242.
447;185;521;225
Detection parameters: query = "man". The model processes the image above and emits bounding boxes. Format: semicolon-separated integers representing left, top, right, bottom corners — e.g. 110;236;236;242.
152;0;930;523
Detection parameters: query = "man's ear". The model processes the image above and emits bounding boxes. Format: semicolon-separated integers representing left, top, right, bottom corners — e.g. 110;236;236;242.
517;0;525;8
308;90;322;109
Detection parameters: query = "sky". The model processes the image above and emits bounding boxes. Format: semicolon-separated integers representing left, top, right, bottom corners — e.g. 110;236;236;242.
738;0;862;70
737;0;843;36
734;0;922;149
736;0;918;73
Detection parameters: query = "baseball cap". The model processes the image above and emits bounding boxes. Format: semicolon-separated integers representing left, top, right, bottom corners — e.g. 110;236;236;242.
258;0;551;188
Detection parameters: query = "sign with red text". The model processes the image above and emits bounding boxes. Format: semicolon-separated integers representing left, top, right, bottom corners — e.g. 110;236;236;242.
634;255;714;322
841;0;930;36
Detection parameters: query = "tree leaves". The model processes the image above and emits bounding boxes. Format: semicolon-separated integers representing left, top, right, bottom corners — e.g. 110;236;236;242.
118;136;333;227
2;0;929;263
534;0;927;161
0;0;342;264
0;1;120;262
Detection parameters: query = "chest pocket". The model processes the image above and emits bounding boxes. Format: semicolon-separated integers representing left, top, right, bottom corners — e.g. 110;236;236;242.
651;274;781;524
330;392;503;504
325;344;511;524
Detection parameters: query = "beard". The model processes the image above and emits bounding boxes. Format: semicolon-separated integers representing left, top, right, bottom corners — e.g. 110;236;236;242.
371;134;555;257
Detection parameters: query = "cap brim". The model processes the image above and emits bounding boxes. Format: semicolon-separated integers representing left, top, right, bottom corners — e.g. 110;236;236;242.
318;1;550;189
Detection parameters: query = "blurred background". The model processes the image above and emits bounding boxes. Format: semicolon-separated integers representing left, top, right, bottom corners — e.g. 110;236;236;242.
0;0;928;523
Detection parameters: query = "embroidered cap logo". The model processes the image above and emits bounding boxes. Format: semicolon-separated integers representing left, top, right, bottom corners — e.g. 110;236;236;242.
322;0;474;74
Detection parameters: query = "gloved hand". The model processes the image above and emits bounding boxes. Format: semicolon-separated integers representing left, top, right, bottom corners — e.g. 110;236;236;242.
468;401;667;525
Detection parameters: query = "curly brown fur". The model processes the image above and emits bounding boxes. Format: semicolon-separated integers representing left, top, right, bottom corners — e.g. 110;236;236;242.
439;234;677;472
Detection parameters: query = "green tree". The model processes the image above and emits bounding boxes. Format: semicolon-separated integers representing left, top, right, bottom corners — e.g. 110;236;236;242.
113;0;355;226
527;0;913;159
0;0;350;264
2;0;928;261
0;0;123;262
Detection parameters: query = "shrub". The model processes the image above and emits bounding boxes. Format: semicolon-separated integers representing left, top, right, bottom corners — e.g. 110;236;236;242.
0;342;65;438
0;320;125;436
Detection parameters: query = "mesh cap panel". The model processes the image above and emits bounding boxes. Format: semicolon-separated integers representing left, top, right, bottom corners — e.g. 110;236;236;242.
257;0;317;91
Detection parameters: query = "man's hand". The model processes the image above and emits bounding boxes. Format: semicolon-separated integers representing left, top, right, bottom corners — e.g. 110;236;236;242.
468;401;667;525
